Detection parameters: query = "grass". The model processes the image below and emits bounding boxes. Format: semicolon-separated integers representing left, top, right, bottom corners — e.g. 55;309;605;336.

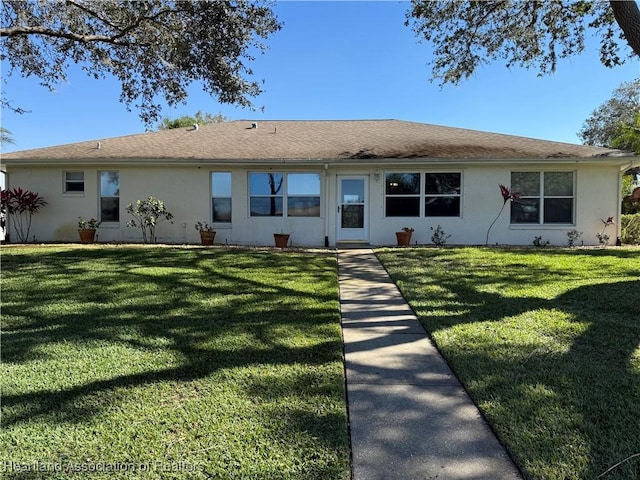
1;246;350;480
376;246;640;480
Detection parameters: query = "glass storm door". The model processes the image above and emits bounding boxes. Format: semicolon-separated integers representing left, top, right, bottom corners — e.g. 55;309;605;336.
337;176;368;241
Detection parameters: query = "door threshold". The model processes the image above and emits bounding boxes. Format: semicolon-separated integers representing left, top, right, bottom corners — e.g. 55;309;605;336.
336;241;371;249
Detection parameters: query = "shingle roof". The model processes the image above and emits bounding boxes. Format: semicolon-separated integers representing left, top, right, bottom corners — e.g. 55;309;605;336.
1;119;627;163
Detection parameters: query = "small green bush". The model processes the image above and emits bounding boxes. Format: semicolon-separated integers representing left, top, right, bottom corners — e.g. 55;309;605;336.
621;214;640;245
126;196;174;243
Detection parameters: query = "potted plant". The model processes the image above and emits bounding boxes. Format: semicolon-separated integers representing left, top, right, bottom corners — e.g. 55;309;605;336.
273;232;291;248
78;217;101;243
395;227;414;246
195;221;216;245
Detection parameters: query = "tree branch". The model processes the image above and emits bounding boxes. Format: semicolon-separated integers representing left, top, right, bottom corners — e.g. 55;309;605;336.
64;0;121;31
0;1;280;125
0;25;135;45
64;1;175;44
1;2;173;45
465;1;508;54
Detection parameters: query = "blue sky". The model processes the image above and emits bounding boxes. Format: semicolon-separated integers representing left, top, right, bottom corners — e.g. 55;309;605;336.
1;1;639;153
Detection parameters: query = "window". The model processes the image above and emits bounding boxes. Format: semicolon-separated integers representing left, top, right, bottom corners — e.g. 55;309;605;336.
249;173;283;216
249;172;321;217
425;173;461;217
64;171;84;193
385;173;420;217
211;172;232;222
510;171;574;224
287;173;320;217
383;172;462;218
100;171;119;222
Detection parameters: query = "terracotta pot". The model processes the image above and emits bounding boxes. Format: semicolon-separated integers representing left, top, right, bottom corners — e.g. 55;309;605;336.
199;230;216;245
78;229;96;244
274;233;290;248
395;231;412;246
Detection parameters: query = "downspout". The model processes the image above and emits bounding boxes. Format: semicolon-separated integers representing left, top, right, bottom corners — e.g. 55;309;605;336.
1;168;7;242
323;163;330;247
619;159;640;242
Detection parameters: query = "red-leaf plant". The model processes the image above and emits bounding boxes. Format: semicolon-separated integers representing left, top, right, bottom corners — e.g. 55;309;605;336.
596;216;615;246
485;184;520;246
0;187;47;242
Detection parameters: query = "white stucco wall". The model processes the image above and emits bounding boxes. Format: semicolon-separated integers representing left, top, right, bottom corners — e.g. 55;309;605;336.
360;163;622;247
3;165;327;246
4;161;624;247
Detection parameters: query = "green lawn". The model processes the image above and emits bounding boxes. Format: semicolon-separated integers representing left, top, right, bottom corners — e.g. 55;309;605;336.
1;246;349;480
376;247;640;480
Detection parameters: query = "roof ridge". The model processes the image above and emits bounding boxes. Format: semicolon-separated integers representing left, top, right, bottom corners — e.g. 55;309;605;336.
224;118;400;124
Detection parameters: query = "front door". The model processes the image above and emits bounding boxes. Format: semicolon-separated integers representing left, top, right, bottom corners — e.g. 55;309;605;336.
337;176;368;242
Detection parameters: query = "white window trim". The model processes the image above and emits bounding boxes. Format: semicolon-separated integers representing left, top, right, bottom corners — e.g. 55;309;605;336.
99;171;120;224
286;173;321;218
384;172;421;217
510;171;576;226
248;172;322;218
384;171;463;218
211;172;232;225
424;171;463;218
63;171;85;195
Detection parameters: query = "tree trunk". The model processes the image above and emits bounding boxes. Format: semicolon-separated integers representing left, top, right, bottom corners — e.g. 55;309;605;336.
611;1;640;58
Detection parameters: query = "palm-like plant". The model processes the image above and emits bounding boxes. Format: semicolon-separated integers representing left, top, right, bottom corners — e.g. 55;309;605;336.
1;187;47;242
0;127;15;146
485;184;520;246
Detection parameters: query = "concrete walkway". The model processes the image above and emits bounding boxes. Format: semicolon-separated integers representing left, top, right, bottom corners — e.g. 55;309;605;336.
338;249;523;480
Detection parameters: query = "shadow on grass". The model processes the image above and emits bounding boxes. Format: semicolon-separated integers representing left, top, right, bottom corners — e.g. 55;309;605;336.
377;247;640;480
1;247;348;478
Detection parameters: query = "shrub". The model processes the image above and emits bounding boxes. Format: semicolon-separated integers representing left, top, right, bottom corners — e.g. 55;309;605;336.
430;225;451;246
126;196;174;243
621;214;640;245
532;236;550;247
566;229;583;248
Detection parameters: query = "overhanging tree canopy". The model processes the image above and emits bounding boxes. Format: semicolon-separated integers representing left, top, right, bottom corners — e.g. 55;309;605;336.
0;0;281;126
612;112;640;154
579;78;640;148
407;1;640;85
157;111;227;130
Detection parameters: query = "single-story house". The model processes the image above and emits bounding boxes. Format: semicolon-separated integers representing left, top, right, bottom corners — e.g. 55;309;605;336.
1;119;637;246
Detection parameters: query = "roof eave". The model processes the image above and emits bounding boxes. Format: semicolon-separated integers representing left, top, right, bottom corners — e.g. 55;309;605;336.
1;154;635;168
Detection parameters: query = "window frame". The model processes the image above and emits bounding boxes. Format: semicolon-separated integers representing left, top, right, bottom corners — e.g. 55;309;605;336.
510;171;575;225
384;172;421;217
383;171;463;218
249;172;284;217
248;172;321;218
424;172;462;218
211;172;232;224
99;171;120;223
286;173;321;217
64;171;85;194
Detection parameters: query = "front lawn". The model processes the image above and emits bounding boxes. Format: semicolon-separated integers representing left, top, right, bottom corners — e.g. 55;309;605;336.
1;246;349;479
377;247;640;480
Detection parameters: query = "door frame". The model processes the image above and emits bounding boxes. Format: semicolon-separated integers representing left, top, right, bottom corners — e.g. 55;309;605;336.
336;175;369;242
